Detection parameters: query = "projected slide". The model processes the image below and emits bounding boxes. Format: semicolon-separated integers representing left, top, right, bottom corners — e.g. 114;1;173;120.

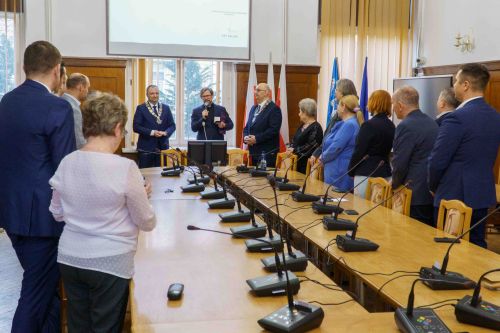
107;0;250;60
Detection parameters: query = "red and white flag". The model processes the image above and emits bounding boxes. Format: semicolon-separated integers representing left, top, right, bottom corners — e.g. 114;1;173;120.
276;57;289;152
241;54;257;149
267;52;275;101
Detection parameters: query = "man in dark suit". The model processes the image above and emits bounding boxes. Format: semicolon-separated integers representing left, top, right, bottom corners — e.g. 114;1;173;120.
435;87;459;126
429;63;500;248
0;40;76;333
191;87;233;140
392;86;438;226
243;83;282;167
133;84;176;168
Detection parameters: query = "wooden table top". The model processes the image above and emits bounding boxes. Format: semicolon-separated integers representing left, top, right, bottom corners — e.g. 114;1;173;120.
131;168;367;332
217;168;500;314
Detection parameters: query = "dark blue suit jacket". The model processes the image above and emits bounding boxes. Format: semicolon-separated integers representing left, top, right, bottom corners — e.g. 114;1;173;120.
133;102;176;151
243;101;282;166
428;98;500;209
0;80;76;237
191;103;233;140
392;109;438;206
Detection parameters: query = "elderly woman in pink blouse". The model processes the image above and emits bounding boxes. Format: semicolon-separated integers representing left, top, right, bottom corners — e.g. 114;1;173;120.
49;93;156;333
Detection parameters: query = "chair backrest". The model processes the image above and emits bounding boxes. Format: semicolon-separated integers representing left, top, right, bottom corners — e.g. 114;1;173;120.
365;178;391;206
160;149;183;168
227;149;249;166
276;152;297;171
305;159;324;181
436;199;472;241
390;186;412;216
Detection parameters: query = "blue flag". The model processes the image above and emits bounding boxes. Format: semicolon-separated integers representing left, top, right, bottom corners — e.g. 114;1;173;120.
359;57;369;121
326;57;339;127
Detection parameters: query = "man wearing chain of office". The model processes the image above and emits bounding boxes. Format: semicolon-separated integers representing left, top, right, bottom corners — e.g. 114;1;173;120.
133;85;176;168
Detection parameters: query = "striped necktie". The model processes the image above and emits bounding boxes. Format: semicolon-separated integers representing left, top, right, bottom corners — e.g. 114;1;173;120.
252;105;261;123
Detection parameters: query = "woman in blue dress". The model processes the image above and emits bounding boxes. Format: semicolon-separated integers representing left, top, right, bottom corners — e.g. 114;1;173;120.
320;95;361;192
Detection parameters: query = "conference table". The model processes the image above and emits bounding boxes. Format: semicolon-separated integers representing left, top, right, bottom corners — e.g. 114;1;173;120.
130;167;498;332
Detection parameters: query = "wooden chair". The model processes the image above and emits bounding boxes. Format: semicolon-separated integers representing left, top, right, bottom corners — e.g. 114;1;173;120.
436;199;472;241
365;178;391;206
160;149;183;168
227;148;249;166
276;152;297;171
390;186;412;216
305;159;324;181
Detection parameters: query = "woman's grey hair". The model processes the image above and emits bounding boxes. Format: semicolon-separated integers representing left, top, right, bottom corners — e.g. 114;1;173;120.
336;79;358;98
298;98;317;118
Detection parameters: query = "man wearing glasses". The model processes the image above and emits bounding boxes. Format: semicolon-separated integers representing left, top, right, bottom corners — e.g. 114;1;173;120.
243;83;282;167
191;87;233;140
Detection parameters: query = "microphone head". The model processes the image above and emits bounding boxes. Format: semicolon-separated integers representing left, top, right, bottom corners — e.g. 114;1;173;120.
187;225;199;231
378;160;385;166
175;147;181;152
362;154;369;161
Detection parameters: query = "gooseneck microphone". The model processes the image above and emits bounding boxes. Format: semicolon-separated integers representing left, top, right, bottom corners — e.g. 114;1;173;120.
455;268;500;330
261;178;309;273
312;155;372;214
274;144;319;192
419;205;500;290
207;176;236;209
176;148;211;185
336;182;410;252
137;149;184;176
186;225;300;297
229;205;267;238
394;278;453;333
202;101;209;140
290;160;325;202
322;160;383;229
200;173;225;199
180;166;206;193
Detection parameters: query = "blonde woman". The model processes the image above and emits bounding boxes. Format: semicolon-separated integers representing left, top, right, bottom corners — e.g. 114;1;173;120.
49;93;156;332
320;95;361;191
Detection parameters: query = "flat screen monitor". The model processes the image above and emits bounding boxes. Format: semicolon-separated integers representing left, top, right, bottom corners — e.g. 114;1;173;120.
187;140;227;166
393;75;453;126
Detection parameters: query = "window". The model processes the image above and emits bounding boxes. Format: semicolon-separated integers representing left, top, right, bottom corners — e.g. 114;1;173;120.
151;59;222;145
0;13;15;99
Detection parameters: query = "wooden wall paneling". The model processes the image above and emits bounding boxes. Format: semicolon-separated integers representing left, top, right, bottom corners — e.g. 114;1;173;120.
62;57;127;152
235;64;320;148
422;60;500;182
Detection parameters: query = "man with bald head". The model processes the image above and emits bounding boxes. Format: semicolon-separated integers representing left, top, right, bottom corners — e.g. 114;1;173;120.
243;83;282;167
62;73;90;148
391;86;438;226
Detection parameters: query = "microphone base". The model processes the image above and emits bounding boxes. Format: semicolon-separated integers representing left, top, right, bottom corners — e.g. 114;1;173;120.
291;191;321;202
261;251;308;272
322;217;356;231
161;169;182;177
455;295;500;330
188;176;210;184
246;271;300;297
180;184;205;193
277;182;301;191
163;165;185;172
419;267;476;290
236;165;250;173
230;224;268;238
250;169;269;177
207;198;236;209
245;236;284;252
219;210;252;222
269;176;288;183
394;307;451;333
200;189;225;199
336;234;379;252
311;201;344;215
258;301;325;333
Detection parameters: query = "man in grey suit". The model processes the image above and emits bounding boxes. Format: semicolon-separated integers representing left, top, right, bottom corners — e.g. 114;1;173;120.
391;86;438;226
61;73;90;148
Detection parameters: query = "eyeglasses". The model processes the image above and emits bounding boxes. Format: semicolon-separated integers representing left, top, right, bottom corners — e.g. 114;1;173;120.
201;94;212;98
256;89;267;92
